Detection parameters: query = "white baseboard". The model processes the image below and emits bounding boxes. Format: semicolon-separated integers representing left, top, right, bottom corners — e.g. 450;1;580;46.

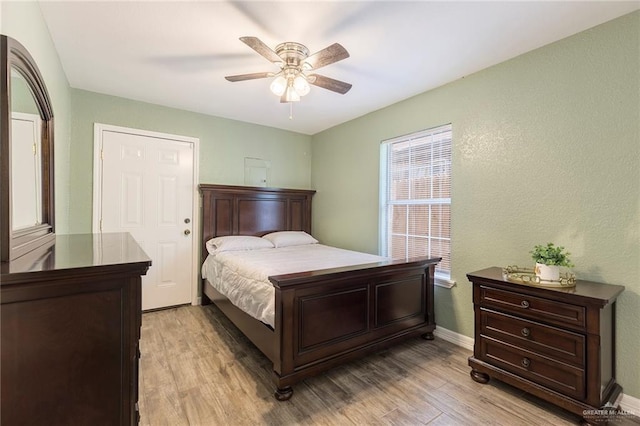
433;325;474;351
620;392;640;416
434;325;639;415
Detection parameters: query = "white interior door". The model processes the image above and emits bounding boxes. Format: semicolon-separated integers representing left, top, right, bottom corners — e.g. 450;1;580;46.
94;125;198;310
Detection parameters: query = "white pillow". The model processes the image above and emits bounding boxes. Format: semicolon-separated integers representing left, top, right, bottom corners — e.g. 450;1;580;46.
262;231;318;248
206;235;274;255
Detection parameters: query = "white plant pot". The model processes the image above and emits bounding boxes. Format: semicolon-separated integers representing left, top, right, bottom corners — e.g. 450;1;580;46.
535;263;560;281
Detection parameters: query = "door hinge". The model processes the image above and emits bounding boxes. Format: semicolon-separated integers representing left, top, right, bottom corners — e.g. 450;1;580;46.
99;218;103;232
100;149;104;160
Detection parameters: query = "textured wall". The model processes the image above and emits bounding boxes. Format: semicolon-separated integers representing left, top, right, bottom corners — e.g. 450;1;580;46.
312;12;640;398
69;89;312;234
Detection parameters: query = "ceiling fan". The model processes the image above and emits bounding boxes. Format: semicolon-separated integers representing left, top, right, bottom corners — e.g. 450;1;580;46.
225;37;352;103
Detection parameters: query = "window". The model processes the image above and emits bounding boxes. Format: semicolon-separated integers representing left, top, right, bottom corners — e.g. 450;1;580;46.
380;124;452;279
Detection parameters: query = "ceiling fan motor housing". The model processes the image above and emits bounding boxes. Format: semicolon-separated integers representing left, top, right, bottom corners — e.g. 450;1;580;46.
275;42;310;69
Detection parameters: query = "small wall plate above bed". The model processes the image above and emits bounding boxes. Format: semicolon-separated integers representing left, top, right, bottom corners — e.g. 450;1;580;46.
199;184;441;400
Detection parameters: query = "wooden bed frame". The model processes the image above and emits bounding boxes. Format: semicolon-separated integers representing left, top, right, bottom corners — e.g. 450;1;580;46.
200;184;440;400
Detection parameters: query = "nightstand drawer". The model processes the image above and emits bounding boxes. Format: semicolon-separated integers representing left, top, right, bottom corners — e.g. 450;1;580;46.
479;336;585;400
480;309;585;367
479;286;585;330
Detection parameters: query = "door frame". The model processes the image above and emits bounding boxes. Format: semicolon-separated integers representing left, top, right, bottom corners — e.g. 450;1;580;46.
93;123;200;306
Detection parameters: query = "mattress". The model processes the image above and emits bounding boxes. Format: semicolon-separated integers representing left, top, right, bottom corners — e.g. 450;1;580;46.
201;244;387;327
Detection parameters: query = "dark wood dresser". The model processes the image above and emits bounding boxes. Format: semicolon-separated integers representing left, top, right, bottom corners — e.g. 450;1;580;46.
1;233;151;426
467;267;624;423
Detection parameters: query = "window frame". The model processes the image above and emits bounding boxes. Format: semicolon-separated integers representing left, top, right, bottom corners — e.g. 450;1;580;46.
379;124;454;286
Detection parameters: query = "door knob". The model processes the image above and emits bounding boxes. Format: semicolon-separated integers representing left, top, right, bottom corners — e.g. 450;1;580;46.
184;229;191;235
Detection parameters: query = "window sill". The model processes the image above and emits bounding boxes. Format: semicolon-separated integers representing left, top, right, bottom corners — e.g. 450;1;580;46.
435;276;456;289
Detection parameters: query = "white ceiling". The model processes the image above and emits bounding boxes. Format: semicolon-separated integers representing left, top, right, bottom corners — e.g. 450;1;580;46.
39;1;639;135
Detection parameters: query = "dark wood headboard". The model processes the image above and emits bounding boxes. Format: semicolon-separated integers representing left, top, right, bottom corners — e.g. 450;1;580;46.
199;184;316;260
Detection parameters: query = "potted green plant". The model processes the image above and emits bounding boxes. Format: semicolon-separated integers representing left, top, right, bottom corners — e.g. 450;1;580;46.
530;243;574;281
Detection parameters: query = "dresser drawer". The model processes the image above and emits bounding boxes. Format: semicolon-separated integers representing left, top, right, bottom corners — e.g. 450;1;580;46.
479;336;585;400
479;285;585;330
480;309;585;367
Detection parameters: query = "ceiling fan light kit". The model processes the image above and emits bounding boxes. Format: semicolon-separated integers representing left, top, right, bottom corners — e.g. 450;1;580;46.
269;76;287;96
225;37;352;104
292;75;310;96
268;68;310;101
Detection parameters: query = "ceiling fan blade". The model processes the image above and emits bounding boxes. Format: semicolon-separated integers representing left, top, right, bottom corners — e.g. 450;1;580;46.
225;72;272;82
308;74;352;94
240;36;282;64
304;43;349;70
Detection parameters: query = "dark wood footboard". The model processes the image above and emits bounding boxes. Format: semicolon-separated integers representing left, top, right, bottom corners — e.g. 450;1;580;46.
203;256;439;400
269;257;440;397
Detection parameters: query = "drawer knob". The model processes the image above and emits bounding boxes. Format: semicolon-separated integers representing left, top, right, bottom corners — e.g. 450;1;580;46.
521;327;531;337
521;358;531;368
520;300;530;308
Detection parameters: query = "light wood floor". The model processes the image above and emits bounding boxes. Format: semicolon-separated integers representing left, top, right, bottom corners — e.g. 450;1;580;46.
138;305;625;425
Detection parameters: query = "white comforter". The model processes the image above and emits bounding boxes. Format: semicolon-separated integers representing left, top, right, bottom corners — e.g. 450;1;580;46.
201;244;387;327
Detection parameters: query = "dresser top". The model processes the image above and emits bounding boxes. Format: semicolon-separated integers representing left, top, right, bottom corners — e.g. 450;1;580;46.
1;233;151;283
467;267;624;306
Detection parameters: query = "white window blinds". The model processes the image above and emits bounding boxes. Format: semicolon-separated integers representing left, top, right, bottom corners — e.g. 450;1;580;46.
380;124;452;276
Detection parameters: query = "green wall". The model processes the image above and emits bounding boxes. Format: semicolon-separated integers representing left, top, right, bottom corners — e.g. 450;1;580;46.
311;12;640;398
1;1;72;233
69;89;311;233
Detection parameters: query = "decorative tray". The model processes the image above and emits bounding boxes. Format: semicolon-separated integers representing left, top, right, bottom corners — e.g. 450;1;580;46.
502;265;576;288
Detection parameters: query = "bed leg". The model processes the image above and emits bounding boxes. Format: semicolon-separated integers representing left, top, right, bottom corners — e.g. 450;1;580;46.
421;331;435;340
274;386;293;401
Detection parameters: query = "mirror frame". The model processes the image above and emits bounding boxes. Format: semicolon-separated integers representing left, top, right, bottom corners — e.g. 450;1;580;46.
1;35;55;262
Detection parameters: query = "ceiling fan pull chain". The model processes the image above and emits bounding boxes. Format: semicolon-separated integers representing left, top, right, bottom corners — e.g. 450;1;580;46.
289;102;294;120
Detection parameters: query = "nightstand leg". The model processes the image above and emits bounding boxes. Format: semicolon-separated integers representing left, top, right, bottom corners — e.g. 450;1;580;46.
470;369;490;384
274;386;293;401
421;332;435;340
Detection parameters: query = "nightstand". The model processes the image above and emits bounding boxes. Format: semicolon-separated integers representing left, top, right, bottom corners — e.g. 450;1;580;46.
467;267;624;424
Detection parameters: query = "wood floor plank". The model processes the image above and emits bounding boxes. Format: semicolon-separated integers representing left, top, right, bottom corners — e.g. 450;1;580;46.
141;381;189;426
138;304;615;425
427;412;475;426
380;406;440;426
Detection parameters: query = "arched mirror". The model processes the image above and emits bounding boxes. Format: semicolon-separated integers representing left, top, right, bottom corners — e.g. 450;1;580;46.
1;35;55;262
